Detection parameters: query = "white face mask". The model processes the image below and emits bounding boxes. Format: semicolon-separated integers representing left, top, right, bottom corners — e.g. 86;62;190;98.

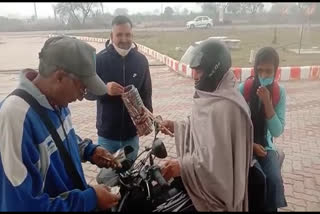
111;40;134;57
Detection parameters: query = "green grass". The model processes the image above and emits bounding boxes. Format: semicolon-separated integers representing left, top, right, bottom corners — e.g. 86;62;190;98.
71;27;320;67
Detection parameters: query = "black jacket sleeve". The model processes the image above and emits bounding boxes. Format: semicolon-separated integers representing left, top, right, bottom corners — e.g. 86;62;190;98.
140;57;153;113
85;53;105;101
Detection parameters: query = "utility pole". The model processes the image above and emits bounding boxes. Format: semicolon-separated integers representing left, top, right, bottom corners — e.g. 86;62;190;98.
53;5;57;21
219;4;224;23
33;2;38;20
298;23;304;55
160;3;164;30
161;4;163;15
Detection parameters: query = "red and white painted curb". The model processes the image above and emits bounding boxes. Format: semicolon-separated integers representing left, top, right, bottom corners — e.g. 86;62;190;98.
49;34;320;82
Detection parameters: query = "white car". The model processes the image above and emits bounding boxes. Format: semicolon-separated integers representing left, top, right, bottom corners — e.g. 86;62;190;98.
186;16;213;29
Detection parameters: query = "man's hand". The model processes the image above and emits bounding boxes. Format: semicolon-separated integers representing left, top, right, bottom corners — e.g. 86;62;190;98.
93;184;120;210
161;159;181;181
106;82;124;96
91;147;121;169
159;120;174;136
256;86;271;105
253;143;267;158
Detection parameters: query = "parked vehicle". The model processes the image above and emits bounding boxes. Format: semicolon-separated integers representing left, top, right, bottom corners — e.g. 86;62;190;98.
186;16;213;29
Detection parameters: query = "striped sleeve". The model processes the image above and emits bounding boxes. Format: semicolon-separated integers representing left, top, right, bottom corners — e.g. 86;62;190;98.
0;96;97;211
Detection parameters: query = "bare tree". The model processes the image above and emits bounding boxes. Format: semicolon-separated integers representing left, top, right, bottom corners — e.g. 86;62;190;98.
55;3;97;25
100;3;104;14
182;8;189;16
218;3;229;13
240;3;264;16
55;3;74;24
56;3;80;24
227;3;242;15
77;3;95;24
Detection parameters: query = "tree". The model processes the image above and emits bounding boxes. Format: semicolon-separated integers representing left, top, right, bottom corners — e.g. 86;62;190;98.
227;3;242;15
240;3;264;16
182;8;189;16
77;3;96;24
55;3;98;25
218;3;229;13
114;8;129;16
163;6;174;17
200;3;218;16
174;5;182;15
55;3;76;25
100;3;104;14
153;9;160;15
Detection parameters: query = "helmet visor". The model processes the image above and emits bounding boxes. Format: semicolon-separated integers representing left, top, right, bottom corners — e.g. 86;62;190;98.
189;49;204;69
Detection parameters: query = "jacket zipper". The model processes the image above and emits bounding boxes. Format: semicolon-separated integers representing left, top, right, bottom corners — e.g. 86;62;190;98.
121;57;126;141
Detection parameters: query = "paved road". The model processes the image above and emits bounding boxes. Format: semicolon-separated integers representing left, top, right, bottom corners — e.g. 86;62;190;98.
0;34;164;71
1;23;320;36
0;33;320;211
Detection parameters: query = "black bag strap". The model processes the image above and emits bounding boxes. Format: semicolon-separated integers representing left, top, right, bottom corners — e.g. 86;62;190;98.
10;89;86;190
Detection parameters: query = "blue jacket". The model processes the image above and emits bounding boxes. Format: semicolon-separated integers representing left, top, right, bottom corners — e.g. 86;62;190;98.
86;42;153;141
0;71;99;211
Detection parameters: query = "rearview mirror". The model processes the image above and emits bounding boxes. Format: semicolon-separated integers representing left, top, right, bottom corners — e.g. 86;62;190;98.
152;138;167;159
113;145;134;163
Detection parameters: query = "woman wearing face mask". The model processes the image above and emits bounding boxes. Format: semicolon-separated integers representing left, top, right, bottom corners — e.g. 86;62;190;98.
238;47;287;212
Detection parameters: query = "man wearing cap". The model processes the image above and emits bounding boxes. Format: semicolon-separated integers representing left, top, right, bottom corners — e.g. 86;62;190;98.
0;36;121;211
85;16;153;185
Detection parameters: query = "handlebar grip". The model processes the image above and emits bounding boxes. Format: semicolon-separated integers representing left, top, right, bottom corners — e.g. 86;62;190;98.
152;166;169;187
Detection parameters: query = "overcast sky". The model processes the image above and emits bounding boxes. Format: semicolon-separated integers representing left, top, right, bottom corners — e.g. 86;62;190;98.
0;2;273;19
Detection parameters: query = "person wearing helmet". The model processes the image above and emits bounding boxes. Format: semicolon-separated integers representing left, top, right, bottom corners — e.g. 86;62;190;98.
159;39;253;211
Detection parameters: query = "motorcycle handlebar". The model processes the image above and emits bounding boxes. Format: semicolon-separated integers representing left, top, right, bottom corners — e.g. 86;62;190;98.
152;166;169;188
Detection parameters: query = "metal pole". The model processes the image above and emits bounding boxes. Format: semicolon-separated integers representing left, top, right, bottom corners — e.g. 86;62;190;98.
33;3;38;20
100;3;104;14
161;4;163;30
272;26;277;44
298;22;304;55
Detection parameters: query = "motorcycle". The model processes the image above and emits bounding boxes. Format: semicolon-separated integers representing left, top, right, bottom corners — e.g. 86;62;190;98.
108;129;195;212
104;121;286;212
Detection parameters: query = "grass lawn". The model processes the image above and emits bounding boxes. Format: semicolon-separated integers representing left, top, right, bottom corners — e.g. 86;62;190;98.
71;27;320;67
